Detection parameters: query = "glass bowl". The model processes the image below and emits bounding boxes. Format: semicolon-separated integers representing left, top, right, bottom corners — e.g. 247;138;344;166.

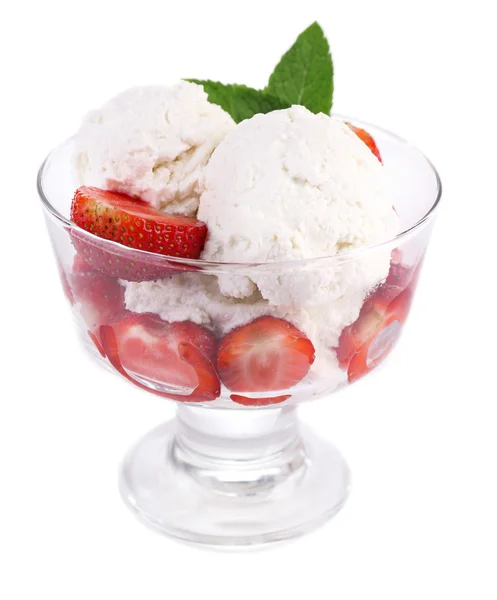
38;117;441;547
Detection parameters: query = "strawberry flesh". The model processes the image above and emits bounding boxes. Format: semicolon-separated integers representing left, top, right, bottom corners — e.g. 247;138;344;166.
336;258;419;382
346;288;411;382
87;330;106;357
72;253;95;276
71;270;127;331
70;260;127;355
348;124;382;163
217;316;315;405
100;314;220;402
230;394;291;407
70;186;207;282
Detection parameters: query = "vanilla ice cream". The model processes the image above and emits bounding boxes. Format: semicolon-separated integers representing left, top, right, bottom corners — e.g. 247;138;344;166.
73;82;235;216
123;272;351;387
123;271;365;353
197;106;399;305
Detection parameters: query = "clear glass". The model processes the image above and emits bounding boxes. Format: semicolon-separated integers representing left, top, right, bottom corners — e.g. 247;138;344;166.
38;117;441;547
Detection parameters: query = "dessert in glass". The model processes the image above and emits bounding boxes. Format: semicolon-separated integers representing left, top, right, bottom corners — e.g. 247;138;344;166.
37;25;441;547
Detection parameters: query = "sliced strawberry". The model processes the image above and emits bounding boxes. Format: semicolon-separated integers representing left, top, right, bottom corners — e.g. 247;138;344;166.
70;267;127;356
336;285;413;383
336;249;422;381
376;261;413;305
72;253;95;275
390;247;403;264
386;260;413;289
337;294;388;369
100;314;219;402
347;289;412;382
71;270;126;331
88;330;106;357
378;257;424;305
70;186;207;282
336;259;414;369
217;317;315;397
230;394;290;407
348;124;382;163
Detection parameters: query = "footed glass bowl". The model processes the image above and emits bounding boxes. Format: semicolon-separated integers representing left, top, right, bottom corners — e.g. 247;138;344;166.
38;117;441;547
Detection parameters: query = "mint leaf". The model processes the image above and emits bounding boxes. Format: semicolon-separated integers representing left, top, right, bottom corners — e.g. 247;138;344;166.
186;22;333;121
265;22;333;115
186;80;288;123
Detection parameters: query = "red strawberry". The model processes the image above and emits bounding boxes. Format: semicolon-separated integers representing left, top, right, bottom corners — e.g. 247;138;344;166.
70;186;207;282
337;254;422;377
70;267;127;355
217;316;315;404
336;286;413;383
376;261;413;305
230;394;290;407
88;330;106;358
386;260;413;288
72;253;95;275
390;248;403;264
347;290;412;382
71;270;126;331
100;314;220;402
348;124;382;163
377;257;423;305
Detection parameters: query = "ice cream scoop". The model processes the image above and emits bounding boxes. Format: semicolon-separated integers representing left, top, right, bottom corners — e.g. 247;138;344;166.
197;106;399;305
73;81;235;216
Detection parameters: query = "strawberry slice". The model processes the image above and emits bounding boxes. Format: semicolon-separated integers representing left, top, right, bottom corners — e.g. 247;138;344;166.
100;314;220;402
336;284;413;383
70;186;207;282
376;257;423;306
347;289;412;382
87;330;106;358
71;270;126;330
230;394;290;407
336;251;418;369
348;124;382;163
217;316;315;404
376;260;414;305
72;253;95;276
71;266;127;355
337;255;421;375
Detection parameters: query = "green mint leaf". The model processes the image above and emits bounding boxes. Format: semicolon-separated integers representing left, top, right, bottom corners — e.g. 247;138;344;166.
186;79;288;123
265;21;333;115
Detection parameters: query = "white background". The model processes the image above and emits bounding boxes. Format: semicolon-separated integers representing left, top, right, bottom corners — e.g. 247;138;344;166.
2;0;496;598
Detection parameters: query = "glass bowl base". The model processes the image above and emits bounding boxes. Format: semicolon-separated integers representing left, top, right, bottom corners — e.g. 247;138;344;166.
119;410;350;548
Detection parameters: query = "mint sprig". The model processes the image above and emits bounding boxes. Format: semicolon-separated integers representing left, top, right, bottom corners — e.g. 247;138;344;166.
266;22;333;115
184;21;333;122
186;81;288;124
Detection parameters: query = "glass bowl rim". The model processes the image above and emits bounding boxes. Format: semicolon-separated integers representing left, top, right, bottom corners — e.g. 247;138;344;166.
37;113;442;269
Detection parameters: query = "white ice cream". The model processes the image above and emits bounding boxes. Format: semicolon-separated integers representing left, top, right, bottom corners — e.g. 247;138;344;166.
197;106;398;305
124;271;366;353
73;82;235;216
123;272;352;388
